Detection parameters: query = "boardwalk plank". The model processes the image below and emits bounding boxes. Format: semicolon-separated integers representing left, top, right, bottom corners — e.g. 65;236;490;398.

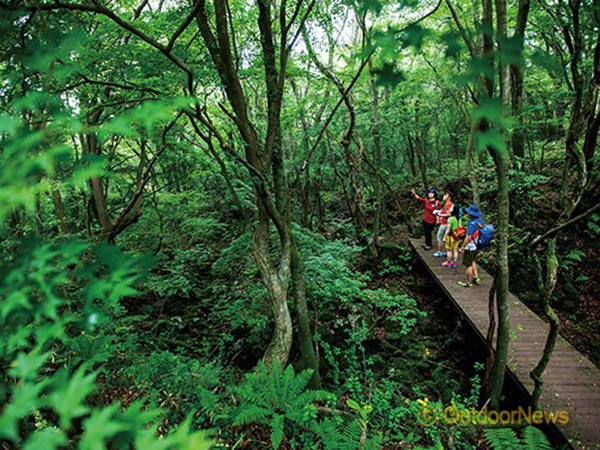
409;239;600;448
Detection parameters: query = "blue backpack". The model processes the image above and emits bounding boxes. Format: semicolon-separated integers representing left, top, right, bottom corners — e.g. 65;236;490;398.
476;222;495;250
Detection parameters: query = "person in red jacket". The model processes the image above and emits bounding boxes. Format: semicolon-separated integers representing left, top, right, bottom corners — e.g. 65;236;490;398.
411;187;440;250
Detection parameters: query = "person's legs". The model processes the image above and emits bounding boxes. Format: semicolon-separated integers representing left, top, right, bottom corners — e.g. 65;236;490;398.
472;262;480;284
442;237;452;266
452;247;459;267
459;250;475;286
434;225;447;256
423;222;433;248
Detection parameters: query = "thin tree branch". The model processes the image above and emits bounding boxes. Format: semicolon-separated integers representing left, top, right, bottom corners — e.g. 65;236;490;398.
1;1;195;93
529;201;600;248
165;0;202;52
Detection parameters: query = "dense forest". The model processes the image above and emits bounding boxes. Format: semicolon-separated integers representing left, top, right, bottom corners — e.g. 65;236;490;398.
1;0;599;448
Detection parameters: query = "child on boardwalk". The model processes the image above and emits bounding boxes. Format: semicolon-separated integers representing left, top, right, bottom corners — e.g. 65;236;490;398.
458;205;483;287
442;206;462;268
433;191;454;258
411;187;440;250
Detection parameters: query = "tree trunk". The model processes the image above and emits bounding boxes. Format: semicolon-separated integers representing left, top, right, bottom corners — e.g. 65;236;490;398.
407;134;417;178
84;134;112;234
486;0;511;410
488;145;510;410
290;236;321;388
530;240;560;409
414;102;428;189
34;192;43;235
465;119;481;204
510;64;526;160
510;0;530;160
253;205;293;367
368;56;383;249
52;187;71;234
483;275;497;397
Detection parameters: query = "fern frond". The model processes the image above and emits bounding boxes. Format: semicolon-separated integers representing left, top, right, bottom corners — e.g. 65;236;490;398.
342;420;363;448
292;368;313;397
294;389;326;408
233;405;271;425
363;433;384;450
522;426;552;450
269;362;283;407
314;418;345;450
270;413;284;449
282;364;295;404
484;428;523;450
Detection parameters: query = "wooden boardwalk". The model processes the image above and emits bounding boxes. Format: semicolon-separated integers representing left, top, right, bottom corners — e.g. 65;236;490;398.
409;238;600;448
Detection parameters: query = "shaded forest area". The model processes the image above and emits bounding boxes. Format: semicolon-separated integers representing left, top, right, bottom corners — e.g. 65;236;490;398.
1;0;599;448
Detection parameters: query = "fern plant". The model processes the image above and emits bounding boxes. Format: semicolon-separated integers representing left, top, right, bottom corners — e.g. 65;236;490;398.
314;417;383;450
484;426;553;450
232;361;326;449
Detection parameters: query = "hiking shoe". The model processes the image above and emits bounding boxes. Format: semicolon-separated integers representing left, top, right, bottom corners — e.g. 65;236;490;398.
473;278;481;285
433;251;444;257
458;281;473;288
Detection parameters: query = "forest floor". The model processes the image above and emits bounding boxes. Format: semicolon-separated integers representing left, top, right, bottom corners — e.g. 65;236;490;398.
372;264;488;394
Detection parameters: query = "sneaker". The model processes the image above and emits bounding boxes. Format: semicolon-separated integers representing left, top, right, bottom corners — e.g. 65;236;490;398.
423;245;432;250
473;278;481;285
451;262;457;269
442;261;451;267
458;281;473;288
433;251;444;257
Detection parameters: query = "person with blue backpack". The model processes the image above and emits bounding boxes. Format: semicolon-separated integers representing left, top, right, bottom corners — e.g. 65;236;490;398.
457;204;494;288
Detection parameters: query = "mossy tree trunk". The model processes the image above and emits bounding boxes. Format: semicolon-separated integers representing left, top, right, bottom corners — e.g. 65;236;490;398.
530;240;560;409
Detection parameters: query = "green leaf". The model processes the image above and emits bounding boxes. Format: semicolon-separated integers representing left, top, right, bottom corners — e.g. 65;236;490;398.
270;414;284;449
133;416;213;450
566;249;585;262
9;352;51;381
484;428;522;450
522;426;552;449
80;404;130;450
0;114;20;136
440;31;462;58
475;129;507;155
357;0;383;13
0;382;46;440
23;428;67;450
398;24;430;50
346;399;361;411
49;368;97;429
373;63;405;88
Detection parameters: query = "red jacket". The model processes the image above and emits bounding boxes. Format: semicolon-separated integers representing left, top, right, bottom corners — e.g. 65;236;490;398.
417;196;440;224
440;201;454;225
